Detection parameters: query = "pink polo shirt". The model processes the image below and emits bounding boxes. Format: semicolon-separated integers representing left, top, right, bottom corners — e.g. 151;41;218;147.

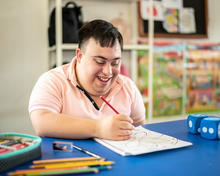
29;57;145;123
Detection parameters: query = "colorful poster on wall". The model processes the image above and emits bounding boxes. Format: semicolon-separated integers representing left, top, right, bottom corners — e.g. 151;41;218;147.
185;47;220;113
137;50;149;110
138;42;184;117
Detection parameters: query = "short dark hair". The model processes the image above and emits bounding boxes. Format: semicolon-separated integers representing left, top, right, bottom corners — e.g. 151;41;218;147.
78;19;123;51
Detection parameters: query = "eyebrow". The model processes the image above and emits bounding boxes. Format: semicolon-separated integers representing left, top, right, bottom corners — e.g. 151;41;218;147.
93;55;121;61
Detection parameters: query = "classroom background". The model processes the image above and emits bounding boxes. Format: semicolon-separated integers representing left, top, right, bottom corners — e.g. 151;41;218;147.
0;0;220;135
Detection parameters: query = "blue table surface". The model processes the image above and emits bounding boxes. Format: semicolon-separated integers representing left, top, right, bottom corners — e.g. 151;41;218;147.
2;120;220;176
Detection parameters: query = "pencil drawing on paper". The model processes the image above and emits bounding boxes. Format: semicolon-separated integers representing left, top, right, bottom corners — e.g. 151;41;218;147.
122;127;179;152
94;126;192;156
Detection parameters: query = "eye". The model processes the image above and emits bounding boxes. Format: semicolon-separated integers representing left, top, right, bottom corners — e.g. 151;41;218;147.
111;60;120;66
95;60;105;65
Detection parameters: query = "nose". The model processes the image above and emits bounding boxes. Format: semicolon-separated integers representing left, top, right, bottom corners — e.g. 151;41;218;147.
102;63;112;75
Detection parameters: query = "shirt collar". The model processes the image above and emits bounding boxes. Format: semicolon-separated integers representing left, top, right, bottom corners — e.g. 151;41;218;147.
67;56;78;86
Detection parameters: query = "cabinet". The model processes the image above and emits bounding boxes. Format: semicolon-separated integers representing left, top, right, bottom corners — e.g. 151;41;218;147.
48;0;154;121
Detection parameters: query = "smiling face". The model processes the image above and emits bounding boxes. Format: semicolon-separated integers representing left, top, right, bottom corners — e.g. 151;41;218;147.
75;38;122;97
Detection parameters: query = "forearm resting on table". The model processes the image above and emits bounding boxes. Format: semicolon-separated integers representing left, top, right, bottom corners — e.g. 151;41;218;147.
30;110;99;139
30;110;145;140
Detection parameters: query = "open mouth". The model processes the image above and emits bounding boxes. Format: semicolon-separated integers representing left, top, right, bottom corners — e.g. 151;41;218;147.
97;76;112;83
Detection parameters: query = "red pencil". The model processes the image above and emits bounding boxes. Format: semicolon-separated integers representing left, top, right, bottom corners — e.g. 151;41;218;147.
100;96;119;114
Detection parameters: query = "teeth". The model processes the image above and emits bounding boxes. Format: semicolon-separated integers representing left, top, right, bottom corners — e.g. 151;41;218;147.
98;76;110;82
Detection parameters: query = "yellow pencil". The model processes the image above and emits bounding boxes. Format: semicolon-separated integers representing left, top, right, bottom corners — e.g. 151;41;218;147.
8;166;88;175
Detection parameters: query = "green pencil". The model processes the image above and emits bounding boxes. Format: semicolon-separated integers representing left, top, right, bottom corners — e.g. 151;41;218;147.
21;167;97;176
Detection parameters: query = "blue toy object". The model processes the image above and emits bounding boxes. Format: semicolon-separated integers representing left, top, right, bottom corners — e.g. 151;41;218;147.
187;114;208;134
200;117;220;140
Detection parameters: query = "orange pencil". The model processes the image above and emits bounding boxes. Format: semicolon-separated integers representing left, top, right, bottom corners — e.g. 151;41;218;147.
33;157;101;165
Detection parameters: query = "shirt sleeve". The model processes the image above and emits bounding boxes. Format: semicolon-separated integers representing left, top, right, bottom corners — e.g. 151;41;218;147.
28;71;63;114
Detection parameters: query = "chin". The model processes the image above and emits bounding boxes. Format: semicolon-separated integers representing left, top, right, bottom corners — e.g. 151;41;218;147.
94;88;110;96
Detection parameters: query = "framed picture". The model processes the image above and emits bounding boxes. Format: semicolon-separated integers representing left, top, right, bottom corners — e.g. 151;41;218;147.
138;0;208;38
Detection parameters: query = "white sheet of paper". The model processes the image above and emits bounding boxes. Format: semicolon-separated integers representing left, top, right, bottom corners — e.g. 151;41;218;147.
141;0;164;21
179;8;196;33
94;126;192;156
162;0;183;9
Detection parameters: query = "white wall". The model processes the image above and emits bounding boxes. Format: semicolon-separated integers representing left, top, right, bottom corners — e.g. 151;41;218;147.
0;0;48;134
0;0;220;135
208;0;220;41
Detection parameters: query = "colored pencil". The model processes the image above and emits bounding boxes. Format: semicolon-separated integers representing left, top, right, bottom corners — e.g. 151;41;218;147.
100;96;119;114
0;139;10;144
31;160;114;169
9;165;112;176
9;167;98;176
8;166;88;175
33;156;103;165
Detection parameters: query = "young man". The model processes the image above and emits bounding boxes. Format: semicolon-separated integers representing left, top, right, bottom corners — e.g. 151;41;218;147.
29;19;145;141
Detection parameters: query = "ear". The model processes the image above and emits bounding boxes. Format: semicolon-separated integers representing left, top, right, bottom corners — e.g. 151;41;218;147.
76;48;83;63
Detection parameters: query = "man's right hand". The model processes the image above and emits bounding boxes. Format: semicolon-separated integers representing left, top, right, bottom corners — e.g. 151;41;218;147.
96;114;134;141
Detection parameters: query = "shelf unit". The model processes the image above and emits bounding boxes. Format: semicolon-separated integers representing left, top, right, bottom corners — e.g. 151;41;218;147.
48;0;154;121
49;44;150;52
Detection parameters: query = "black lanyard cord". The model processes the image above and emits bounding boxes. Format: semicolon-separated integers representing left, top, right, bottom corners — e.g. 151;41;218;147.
76;85;100;111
